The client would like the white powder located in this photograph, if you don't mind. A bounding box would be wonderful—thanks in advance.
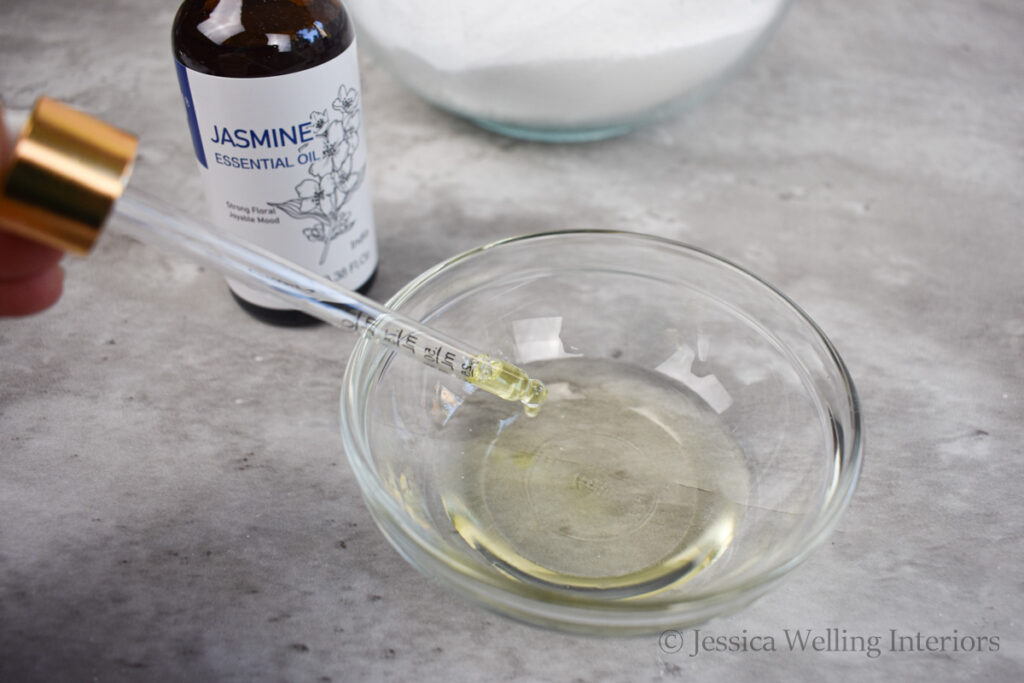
[347,0,787,131]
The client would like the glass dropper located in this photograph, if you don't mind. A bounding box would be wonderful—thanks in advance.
[0,97,546,415]
[114,186,546,415]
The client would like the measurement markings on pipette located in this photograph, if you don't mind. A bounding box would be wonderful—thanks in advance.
[340,308,476,379]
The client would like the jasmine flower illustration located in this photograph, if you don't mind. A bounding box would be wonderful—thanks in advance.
[268,85,366,265]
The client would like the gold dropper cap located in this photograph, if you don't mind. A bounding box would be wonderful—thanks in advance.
[0,97,138,255]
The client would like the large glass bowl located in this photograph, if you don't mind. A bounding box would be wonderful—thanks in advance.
[341,231,861,634]
[346,0,792,141]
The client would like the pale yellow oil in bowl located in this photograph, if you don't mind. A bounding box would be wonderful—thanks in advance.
[441,358,749,599]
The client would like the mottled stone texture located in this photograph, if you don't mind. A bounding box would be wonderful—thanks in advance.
[1,0,1022,681]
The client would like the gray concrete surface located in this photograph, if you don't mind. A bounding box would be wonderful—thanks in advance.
[1,0,1022,680]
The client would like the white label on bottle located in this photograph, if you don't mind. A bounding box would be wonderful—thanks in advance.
[175,42,377,308]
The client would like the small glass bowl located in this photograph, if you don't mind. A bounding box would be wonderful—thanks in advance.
[341,231,861,635]
[346,1,791,141]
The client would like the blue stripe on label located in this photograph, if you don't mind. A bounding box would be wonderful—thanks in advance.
[174,60,207,168]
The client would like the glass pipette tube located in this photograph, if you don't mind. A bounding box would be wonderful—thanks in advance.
[0,96,544,413]
[112,185,547,415]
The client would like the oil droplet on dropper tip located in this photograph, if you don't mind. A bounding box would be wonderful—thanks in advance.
[468,355,547,417]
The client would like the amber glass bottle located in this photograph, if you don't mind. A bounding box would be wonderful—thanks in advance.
[173,0,378,326]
